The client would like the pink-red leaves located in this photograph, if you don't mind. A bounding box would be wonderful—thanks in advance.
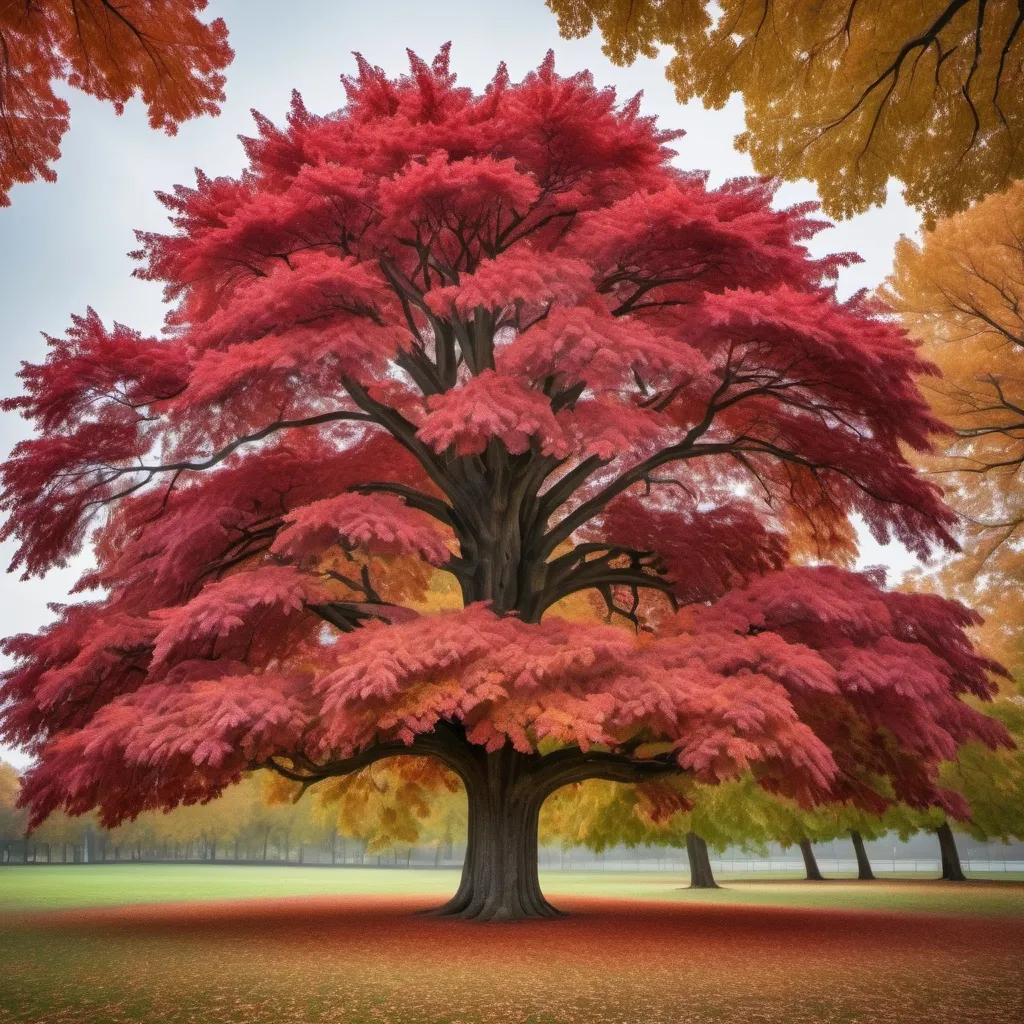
[149,566,326,670]
[418,370,568,457]
[426,247,593,317]
[501,302,705,391]
[272,492,451,565]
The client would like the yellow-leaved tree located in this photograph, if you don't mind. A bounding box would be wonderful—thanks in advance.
[547,0,1024,222]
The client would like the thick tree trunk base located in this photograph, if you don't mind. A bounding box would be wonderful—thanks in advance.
[424,888,566,922]
[686,832,720,889]
[850,829,875,881]
[423,746,569,921]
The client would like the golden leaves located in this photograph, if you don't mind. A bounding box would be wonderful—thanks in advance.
[548,1,1024,223]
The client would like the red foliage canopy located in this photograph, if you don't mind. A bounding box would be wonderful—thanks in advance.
[0,51,1006,869]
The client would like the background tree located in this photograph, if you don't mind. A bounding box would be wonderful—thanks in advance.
[885,181,1024,676]
[30,807,92,861]
[941,696,1024,847]
[0,759,26,861]
[0,0,232,206]
[542,771,944,883]
[0,49,1009,921]
[547,0,1024,222]
[926,692,1024,880]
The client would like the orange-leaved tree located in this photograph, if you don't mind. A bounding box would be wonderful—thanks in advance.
[884,181,1024,675]
[0,0,232,206]
[547,0,1024,223]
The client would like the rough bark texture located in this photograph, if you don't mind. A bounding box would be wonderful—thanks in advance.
[686,832,720,889]
[937,822,967,881]
[847,827,872,876]
[798,837,825,880]
[429,747,560,921]
[850,829,875,880]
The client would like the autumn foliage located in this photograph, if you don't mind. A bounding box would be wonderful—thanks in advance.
[885,181,1024,676]
[548,0,1024,222]
[0,0,232,206]
[0,48,1008,919]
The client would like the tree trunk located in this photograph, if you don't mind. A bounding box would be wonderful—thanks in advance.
[850,830,875,880]
[685,832,719,889]
[798,838,825,880]
[937,823,967,881]
[429,747,561,921]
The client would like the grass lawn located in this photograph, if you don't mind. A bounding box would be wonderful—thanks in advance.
[2,866,1023,1023]
[3,863,1024,916]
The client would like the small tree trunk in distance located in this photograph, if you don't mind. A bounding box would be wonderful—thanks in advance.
[798,838,825,880]
[685,832,720,889]
[850,830,875,880]
[937,823,967,881]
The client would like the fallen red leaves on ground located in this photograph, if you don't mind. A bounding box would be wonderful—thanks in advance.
[4,894,1023,1023]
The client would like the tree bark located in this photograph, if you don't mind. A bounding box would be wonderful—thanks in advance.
[850,829,874,880]
[685,832,719,889]
[429,746,562,921]
[937,823,967,881]
[798,837,825,880]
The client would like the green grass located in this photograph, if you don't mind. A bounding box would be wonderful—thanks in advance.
[0,864,456,913]
[2,863,1023,917]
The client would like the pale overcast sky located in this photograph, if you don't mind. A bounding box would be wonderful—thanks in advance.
[0,0,922,769]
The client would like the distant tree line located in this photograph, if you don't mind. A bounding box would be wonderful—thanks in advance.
[0,761,466,867]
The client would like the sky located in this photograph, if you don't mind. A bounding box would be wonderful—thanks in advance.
[0,0,924,770]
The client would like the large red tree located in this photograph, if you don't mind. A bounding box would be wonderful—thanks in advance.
[0,49,1008,920]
